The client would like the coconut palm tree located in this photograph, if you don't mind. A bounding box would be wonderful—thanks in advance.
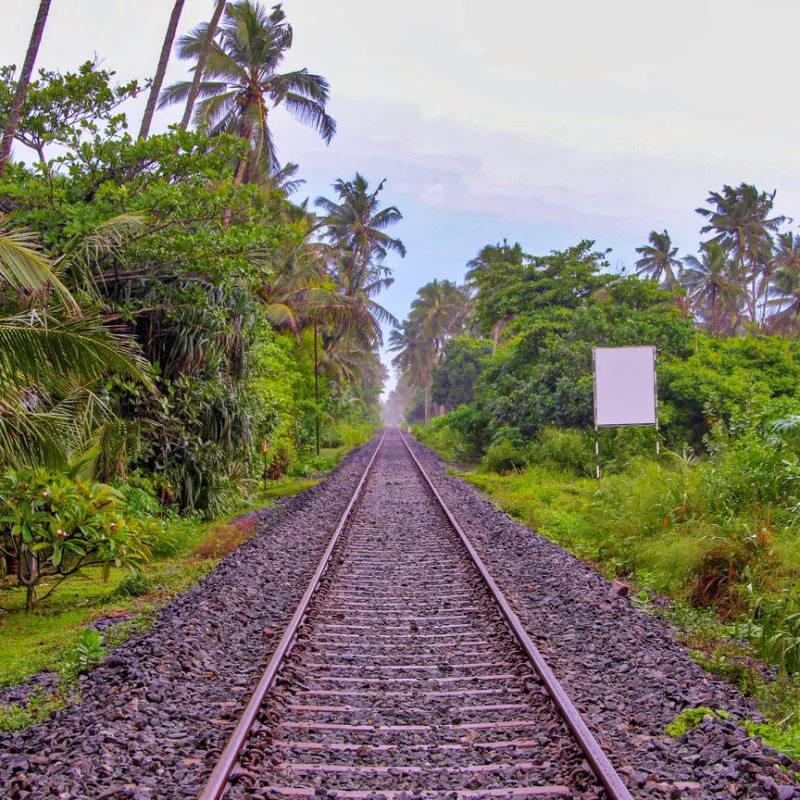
[409,280,465,356]
[389,321,435,423]
[316,173,406,290]
[635,230,682,286]
[180,0,227,130]
[139,0,186,140]
[0,0,52,176]
[160,1,335,181]
[258,221,385,454]
[767,232,800,332]
[681,241,740,336]
[696,184,787,324]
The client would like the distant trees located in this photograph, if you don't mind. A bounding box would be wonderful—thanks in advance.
[681,241,737,336]
[390,280,473,422]
[630,183,800,336]
[635,230,681,286]
[696,184,786,326]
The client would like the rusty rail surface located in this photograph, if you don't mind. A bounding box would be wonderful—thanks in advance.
[197,430,388,800]
[198,427,634,800]
[399,430,634,800]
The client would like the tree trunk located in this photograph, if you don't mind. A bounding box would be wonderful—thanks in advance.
[222,118,253,225]
[424,387,429,424]
[26,583,36,613]
[181,0,226,130]
[139,0,186,140]
[314,324,320,456]
[492,321,500,356]
[0,0,52,177]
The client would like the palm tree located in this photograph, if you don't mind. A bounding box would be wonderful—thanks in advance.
[0,0,52,177]
[161,1,335,181]
[768,232,800,332]
[409,280,465,356]
[316,173,406,289]
[635,230,682,286]
[389,321,435,423]
[466,240,524,353]
[258,223,384,455]
[139,0,186,140]
[180,0,227,130]
[696,184,787,324]
[681,241,740,336]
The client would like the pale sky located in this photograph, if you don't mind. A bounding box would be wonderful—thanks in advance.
[3,1,800,385]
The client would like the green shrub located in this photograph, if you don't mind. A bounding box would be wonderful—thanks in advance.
[527,427,594,476]
[447,406,492,461]
[0,469,159,611]
[119,483,162,518]
[412,416,461,462]
[114,570,153,598]
[483,440,527,474]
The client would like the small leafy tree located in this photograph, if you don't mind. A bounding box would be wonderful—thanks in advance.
[0,470,158,611]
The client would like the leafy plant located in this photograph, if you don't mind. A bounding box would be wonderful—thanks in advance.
[72,628,106,672]
[666,706,731,737]
[0,469,158,610]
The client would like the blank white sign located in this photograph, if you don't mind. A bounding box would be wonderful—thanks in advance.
[593,346,657,427]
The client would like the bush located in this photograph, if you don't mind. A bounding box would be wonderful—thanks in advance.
[447,406,492,461]
[114,570,153,597]
[527,427,594,476]
[0,470,159,611]
[483,440,527,474]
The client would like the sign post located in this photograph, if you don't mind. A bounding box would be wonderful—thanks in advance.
[592,346,658,478]
[262,436,269,490]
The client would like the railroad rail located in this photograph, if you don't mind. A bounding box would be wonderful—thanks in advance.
[198,428,634,800]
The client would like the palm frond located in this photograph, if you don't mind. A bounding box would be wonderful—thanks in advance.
[0,314,153,395]
[280,94,336,143]
[0,222,78,312]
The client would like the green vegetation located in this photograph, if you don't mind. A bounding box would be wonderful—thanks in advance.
[666,707,731,738]
[0,1,393,633]
[0,464,332,732]
[395,183,800,761]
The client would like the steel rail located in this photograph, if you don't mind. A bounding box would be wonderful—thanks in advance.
[399,431,635,800]
[197,429,388,800]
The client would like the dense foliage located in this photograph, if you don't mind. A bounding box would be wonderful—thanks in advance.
[0,2,399,606]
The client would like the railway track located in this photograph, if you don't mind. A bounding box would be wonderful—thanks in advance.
[199,428,633,800]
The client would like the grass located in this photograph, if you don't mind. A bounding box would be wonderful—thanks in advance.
[0,556,217,689]
[463,467,598,560]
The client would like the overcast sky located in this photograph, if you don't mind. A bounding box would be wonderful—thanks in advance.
[4,1,800,384]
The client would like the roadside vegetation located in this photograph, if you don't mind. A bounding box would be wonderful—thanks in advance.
[0,0,390,717]
[393,187,800,761]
